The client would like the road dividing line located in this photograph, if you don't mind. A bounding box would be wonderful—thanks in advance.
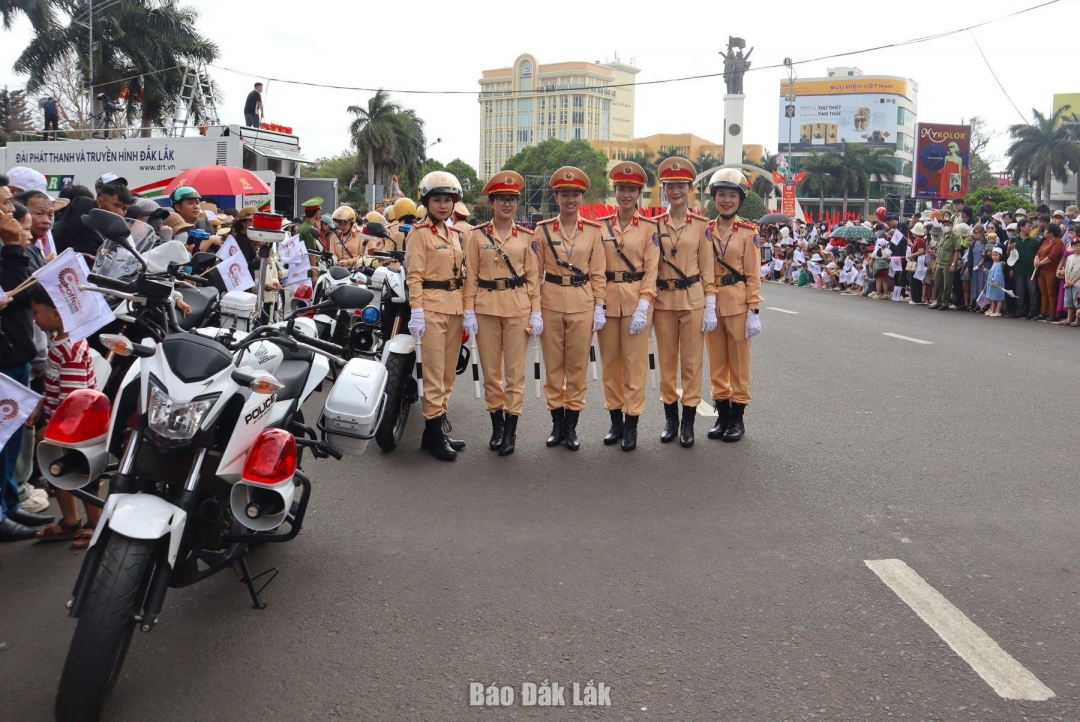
[676,388,716,417]
[882,332,933,345]
[765,307,798,314]
[865,559,1055,701]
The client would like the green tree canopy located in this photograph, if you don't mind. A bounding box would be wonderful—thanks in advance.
[502,138,611,203]
[960,186,1035,214]
[445,158,481,207]
[0,86,34,136]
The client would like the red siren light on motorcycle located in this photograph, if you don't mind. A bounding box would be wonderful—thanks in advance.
[242,428,297,485]
[44,389,111,445]
[293,283,313,300]
[251,212,284,231]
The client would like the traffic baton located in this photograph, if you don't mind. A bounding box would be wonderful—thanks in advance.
[414,338,424,398]
[470,337,481,399]
[589,333,598,380]
[647,331,658,389]
[533,337,542,399]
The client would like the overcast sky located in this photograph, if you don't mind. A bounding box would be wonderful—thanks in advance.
[0,0,1074,171]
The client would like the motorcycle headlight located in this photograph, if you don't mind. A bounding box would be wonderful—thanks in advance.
[360,305,380,325]
[147,378,218,441]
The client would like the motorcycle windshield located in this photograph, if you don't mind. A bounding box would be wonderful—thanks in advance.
[91,219,157,280]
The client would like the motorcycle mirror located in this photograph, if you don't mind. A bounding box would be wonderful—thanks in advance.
[85,209,148,268]
[327,284,374,310]
[190,251,219,268]
[366,222,388,239]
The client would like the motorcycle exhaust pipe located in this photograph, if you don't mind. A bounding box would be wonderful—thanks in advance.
[230,479,295,532]
[37,440,108,491]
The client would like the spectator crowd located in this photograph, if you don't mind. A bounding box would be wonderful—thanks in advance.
[758,196,1080,323]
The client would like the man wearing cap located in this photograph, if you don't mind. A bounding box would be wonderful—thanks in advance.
[462,171,541,456]
[652,157,716,448]
[930,221,964,310]
[5,166,47,195]
[171,185,214,250]
[296,197,324,281]
[704,168,762,443]
[1065,205,1079,232]
[533,166,607,451]
[95,172,128,192]
[594,161,658,451]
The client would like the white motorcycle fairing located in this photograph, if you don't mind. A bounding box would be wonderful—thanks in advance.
[88,493,188,567]
[381,333,416,364]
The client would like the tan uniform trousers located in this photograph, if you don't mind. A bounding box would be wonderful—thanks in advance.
[598,313,652,416]
[653,307,705,408]
[420,310,464,420]
[540,308,592,412]
[476,313,530,416]
[706,313,752,405]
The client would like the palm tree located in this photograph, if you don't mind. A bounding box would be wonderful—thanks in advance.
[860,147,897,219]
[348,89,403,200]
[1006,106,1080,205]
[798,152,842,220]
[0,0,55,30]
[622,150,657,185]
[388,108,427,190]
[15,0,218,136]
[835,142,864,218]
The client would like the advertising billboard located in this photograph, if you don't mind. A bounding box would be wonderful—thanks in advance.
[912,123,970,200]
[778,78,912,152]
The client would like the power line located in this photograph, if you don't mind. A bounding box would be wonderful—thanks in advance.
[966,30,1028,124]
[210,0,1058,97]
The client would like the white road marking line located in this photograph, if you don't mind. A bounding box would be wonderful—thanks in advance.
[882,332,933,345]
[675,388,716,417]
[765,307,798,314]
[865,559,1055,701]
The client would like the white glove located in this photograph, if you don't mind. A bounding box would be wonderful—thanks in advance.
[629,299,650,335]
[592,304,607,332]
[702,295,718,333]
[745,310,762,339]
[463,310,478,339]
[408,308,426,339]
[529,311,544,338]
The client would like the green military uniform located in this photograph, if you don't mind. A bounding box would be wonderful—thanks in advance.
[298,197,324,253]
[932,231,961,307]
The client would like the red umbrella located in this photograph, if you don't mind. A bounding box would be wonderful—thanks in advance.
[164,165,271,197]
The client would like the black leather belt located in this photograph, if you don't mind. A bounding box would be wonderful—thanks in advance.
[422,278,462,291]
[478,277,525,290]
[605,270,644,283]
[657,274,701,291]
[718,273,746,287]
[544,271,587,287]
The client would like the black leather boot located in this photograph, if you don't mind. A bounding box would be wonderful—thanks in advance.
[564,410,581,450]
[659,402,679,443]
[722,402,745,442]
[421,416,457,461]
[546,408,565,447]
[621,414,639,451]
[488,410,505,451]
[707,399,731,440]
[499,414,518,456]
[603,409,623,445]
[442,415,465,451]
[679,404,696,448]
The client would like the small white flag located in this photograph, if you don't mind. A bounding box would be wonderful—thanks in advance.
[0,373,41,448]
[215,237,255,293]
[285,254,312,288]
[33,248,113,343]
[278,235,306,264]
[1007,248,1019,267]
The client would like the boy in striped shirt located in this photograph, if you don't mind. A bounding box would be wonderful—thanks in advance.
[26,284,100,546]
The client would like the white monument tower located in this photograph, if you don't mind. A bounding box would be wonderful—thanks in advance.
[721,37,753,168]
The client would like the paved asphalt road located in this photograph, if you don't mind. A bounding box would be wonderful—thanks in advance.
[3,283,1079,721]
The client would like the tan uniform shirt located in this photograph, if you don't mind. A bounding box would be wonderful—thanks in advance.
[464,222,541,317]
[707,216,764,317]
[405,221,465,315]
[384,221,405,252]
[597,213,660,317]
[329,228,365,262]
[534,216,607,314]
[653,211,717,311]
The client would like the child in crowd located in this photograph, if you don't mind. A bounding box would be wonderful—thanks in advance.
[985,247,1006,318]
[1063,235,1080,326]
[871,239,892,299]
[26,284,100,548]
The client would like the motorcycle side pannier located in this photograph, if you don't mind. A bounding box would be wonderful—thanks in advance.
[319,358,388,455]
[219,291,259,331]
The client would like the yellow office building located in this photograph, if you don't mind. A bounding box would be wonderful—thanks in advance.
[477,53,639,180]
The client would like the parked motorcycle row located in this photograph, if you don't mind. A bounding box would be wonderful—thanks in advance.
[45,210,454,722]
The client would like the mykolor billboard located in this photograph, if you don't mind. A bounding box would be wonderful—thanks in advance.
[913,123,970,200]
[778,78,911,151]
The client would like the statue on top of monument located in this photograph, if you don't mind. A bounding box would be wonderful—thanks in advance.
[723,36,754,95]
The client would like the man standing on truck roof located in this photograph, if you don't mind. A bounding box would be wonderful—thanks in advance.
[244,83,264,128]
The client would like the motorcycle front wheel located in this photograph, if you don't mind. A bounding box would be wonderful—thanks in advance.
[55,533,157,722]
[375,351,415,451]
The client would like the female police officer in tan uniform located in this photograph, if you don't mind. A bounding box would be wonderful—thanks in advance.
[595,161,659,452]
[406,171,468,461]
[652,157,717,448]
[462,171,541,457]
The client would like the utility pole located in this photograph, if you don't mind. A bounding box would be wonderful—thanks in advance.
[88,0,93,133]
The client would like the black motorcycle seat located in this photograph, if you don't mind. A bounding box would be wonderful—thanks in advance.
[176,285,218,330]
[274,360,310,400]
[328,266,351,281]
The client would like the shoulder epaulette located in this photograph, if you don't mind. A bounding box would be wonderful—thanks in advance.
[735,219,759,231]
[413,222,429,229]
[535,217,557,226]
[688,211,708,221]
[596,213,616,222]
[515,224,534,235]
[580,217,602,227]
[638,215,658,225]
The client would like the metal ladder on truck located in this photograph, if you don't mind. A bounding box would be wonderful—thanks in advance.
[171,61,219,137]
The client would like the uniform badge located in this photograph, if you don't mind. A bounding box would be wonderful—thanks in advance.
[531,241,539,255]
[705,228,714,242]
[672,161,681,171]
[652,233,660,246]
[564,171,574,181]
[753,234,762,248]
[623,165,633,175]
